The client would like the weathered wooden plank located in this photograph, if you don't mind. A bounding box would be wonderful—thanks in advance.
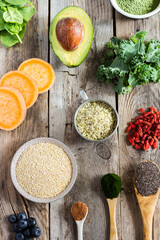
[115,12,160,240]
[49,0,120,239]
[0,1,49,239]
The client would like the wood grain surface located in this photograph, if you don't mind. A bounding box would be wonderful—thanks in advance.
[0,0,160,239]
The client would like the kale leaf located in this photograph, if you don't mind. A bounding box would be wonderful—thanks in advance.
[96,31,160,94]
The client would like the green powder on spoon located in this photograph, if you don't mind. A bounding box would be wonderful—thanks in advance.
[116,0,159,15]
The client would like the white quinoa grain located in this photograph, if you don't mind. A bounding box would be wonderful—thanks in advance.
[16,143,72,198]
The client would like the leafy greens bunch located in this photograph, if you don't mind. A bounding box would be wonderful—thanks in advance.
[96,31,160,95]
[0,0,35,47]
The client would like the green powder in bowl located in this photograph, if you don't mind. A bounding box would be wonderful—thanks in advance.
[116,0,159,15]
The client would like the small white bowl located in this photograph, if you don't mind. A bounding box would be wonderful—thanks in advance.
[110,0,160,19]
[10,138,77,203]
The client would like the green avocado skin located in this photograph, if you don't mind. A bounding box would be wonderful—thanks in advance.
[49,6,93,68]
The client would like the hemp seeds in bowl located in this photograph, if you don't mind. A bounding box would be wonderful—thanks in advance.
[74,100,118,142]
[11,138,77,203]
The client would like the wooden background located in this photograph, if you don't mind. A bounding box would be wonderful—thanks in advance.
[0,0,160,239]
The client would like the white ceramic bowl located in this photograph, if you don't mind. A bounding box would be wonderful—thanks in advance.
[11,138,77,203]
[110,0,160,19]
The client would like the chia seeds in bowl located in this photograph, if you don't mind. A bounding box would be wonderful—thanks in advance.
[135,161,160,196]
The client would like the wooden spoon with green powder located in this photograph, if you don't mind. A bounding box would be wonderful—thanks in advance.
[101,173,122,240]
[134,161,160,240]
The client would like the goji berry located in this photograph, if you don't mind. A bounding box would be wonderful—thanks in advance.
[152,141,157,149]
[149,107,157,112]
[144,111,152,117]
[126,126,132,133]
[134,116,143,120]
[139,108,145,114]
[129,122,136,129]
[132,132,138,138]
[134,144,141,150]
[128,137,135,146]
[154,136,158,142]
[143,140,149,151]
[137,125,143,137]
[157,124,160,129]
[149,139,154,146]
[142,134,148,141]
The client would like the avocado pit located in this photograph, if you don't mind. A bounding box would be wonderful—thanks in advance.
[56,17,84,51]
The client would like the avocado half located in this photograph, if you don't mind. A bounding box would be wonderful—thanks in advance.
[49,6,93,67]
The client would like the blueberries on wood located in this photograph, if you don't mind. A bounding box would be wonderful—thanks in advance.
[8,214,17,223]
[9,212,41,239]
[13,223,22,233]
[18,219,28,230]
[27,217,36,228]
[23,228,31,238]
[31,227,41,237]
[15,232,24,240]
[17,212,27,221]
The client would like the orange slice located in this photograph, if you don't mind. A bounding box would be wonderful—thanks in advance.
[0,86,26,131]
[0,71,38,109]
[18,58,55,94]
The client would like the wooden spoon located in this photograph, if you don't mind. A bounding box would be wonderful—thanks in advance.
[134,162,160,240]
[106,198,118,240]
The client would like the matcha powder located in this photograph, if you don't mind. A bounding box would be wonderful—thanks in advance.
[116,0,159,15]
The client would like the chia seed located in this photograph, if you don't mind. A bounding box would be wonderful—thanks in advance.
[135,161,160,197]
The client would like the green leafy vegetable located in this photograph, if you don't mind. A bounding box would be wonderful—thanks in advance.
[0,9,5,30]
[3,7,23,24]
[96,31,160,94]
[0,0,34,47]
[101,173,122,199]
[4,0,27,5]
[1,26,25,47]
[19,6,35,22]
[0,0,9,7]
[5,22,22,34]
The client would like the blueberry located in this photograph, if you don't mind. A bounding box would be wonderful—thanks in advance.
[27,217,36,228]
[31,227,41,237]
[15,232,24,240]
[8,214,17,223]
[23,228,31,238]
[13,223,22,233]
[18,219,28,230]
[17,212,27,221]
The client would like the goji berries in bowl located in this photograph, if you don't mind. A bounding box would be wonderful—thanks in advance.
[126,107,159,151]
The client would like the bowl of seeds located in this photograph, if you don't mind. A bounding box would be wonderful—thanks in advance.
[110,0,160,19]
[11,138,77,203]
[74,90,119,142]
